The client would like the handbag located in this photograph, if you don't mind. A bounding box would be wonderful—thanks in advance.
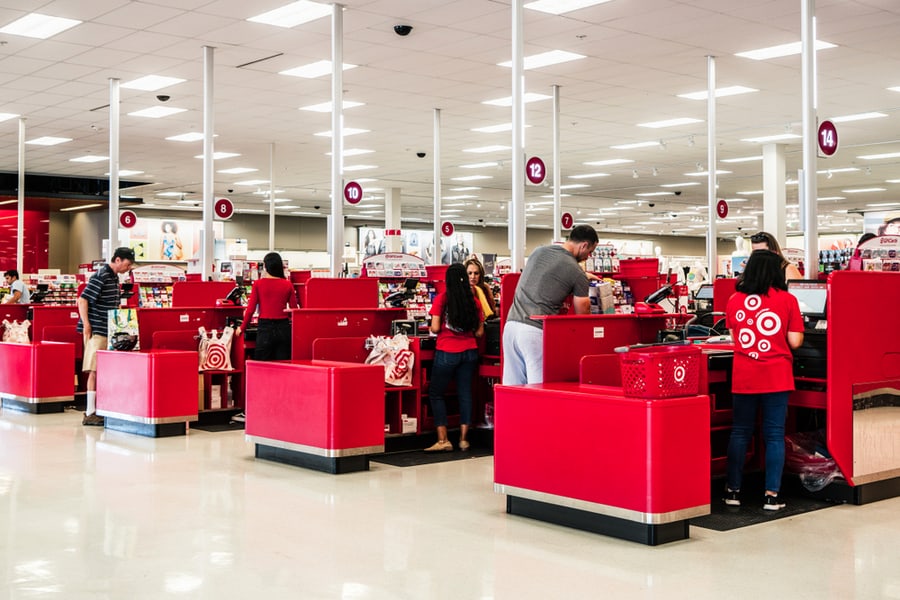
[1,319,30,344]
[198,326,235,371]
[364,333,415,386]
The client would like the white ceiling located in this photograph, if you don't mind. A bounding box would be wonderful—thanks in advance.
[2,0,900,238]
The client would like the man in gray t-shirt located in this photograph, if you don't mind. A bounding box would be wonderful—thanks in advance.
[503,225,598,385]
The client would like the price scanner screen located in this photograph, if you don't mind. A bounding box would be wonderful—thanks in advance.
[787,280,827,317]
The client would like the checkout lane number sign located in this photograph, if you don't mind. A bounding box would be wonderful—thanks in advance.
[119,210,137,229]
[526,156,546,185]
[214,197,234,220]
[818,119,838,157]
[344,181,362,204]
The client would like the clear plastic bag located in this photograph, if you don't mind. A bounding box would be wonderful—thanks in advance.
[784,430,843,492]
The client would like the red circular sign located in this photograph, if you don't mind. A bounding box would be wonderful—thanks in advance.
[818,120,838,157]
[561,212,574,230]
[525,156,546,185]
[119,210,137,229]
[214,197,234,220]
[344,181,362,204]
[716,199,728,219]
[441,221,454,237]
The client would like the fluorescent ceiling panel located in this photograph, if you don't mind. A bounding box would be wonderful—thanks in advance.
[829,112,888,123]
[721,155,763,163]
[0,113,19,122]
[463,145,510,153]
[166,132,206,142]
[70,155,108,163]
[344,165,377,171]
[482,93,552,107]
[121,75,185,91]
[735,40,837,60]
[741,133,802,143]
[235,179,270,186]
[498,50,585,70]
[524,0,612,15]
[314,128,369,137]
[128,106,187,118]
[472,123,531,133]
[583,158,633,166]
[610,141,660,150]
[460,162,498,169]
[569,172,610,179]
[638,117,703,128]
[193,152,240,159]
[26,136,71,146]
[217,167,258,174]
[325,148,374,157]
[684,170,732,176]
[60,203,102,212]
[857,151,900,160]
[279,60,357,78]
[105,170,143,176]
[677,86,758,100]
[247,1,332,27]
[299,100,364,112]
[0,13,80,39]
[451,175,493,181]
[842,187,886,193]
[660,181,700,188]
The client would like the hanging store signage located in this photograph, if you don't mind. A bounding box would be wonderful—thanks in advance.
[818,119,838,157]
[525,156,546,185]
[441,221,454,237]
[119,210,137,229]
[214,197,234,220]
[716,199,729,219]
[561,212,574,230]
[344,181,363,204]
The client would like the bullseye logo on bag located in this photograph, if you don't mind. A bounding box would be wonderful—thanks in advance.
[204,343,229,370]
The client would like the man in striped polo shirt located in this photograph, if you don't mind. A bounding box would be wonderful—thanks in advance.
[76,247,135,426]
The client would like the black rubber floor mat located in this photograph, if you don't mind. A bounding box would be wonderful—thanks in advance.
[370,447,492,467]
[190,421,245,433]
[691,473,837,532]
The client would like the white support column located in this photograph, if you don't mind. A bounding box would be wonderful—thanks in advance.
[201,46,215,279]
[16,118,25,274]
[762,143,787,242]
[706,56,717,278]
[385,187,402,252]
[268,143,275,251]
[329,3,345,277]
[801,0,819,273]
[433,108,441,265]
[108,78,120,251]
[510,0,525,271]
[552,84,561,242]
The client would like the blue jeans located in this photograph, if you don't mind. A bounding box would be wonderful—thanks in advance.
[726,391,790,493]
[428,348,479,427]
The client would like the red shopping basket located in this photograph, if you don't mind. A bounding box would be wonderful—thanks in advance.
[619,344,701,398]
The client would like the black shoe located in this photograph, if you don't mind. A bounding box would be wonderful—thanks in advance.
[763,494,786,511]
[723,489,740,506]
[82,413,104,427]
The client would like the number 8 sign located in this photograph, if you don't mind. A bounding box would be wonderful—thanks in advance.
[214,197,234,220]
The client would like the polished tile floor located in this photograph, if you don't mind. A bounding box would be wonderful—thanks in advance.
[1,408,898,600]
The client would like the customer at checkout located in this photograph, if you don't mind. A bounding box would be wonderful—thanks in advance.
[502,224,598,385]
[465,257,496,318]
[750,231,802,280]
[3,270,30,304]
[425,263,484,452]
[724,249,804,511]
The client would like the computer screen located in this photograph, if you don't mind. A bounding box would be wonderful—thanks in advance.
[787,280,827,317]
[694,284,714,300]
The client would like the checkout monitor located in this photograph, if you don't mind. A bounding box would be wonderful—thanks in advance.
[694,284,714,300]
[787,280,827,319]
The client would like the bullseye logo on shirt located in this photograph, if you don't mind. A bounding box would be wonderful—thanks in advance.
[734,294,782,359]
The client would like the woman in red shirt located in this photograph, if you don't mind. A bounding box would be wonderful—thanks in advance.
[724,250,804,511]
[240,252,299,361]
[425,263,484,452]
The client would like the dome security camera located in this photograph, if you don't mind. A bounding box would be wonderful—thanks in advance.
[156,94,170,102]
[416,151,426,158]
[674,190,682,196]
[648,203,655,208]
[227,188,234,193]
[394,24,413,36]
[314,205,321,210]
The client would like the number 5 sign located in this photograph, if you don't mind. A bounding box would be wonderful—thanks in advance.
[526,156,546,185]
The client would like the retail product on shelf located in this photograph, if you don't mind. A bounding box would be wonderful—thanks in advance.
[132,264,187,308]
[853,235,900,272]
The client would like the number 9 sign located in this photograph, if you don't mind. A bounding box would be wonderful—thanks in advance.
[119,210,137,229]
[214,197,234,220]
[526,156,546,185]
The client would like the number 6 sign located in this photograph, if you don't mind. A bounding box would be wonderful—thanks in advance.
[214,197,234,220]
[119,210,137,229]
[526,156,546,185]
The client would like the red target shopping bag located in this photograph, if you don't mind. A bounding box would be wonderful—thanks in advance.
[364,334,415,386]
[198,326,235,371]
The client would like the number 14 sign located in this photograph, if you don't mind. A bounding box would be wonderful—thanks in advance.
[818,119,838,157]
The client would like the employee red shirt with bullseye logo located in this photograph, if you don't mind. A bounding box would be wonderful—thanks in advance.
[725,289,804,394]
[429,292,483,353]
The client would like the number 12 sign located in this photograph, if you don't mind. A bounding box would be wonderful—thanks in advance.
[818,119,838,157]
[526,156,546,185]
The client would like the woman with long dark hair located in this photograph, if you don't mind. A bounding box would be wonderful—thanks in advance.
[724,250,804,510]
[240,252,298,361]
[425,263,484,452]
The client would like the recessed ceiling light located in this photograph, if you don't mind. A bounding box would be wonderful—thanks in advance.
[300,100,364,112]
[482,93,552,107]
[451,187,482,191]
[636,192,675,197]
[471,123,532,133]
[60,203,103,212]
[737,190,764,195]
[121,75,186,91]
[194,152,240,160]
[610,141,660,150]
[539,194,572,198]
[498,50,586,70]
[451,175,493,182]
[325,148,374,157]
[442,195,478,201]
[217,167,258,174]
[262,198,293,203]
[0,113,19,122]
[684,169,732,176]
[858,151,900,160]
[128,106,187,119]
[26,136,71,146]
[735,40,837,60]
[889,86,900,93]
[344,165,377,171]
[156,192,185,197]
[677,86,758,100]
[460,162,498,169]
[741,133,802,143]
[866,202,900,207]
[569,172,610,179]
[314,128,369,137]
[559,184,589,190]
[829,112,888,123]
[660,182,701,188]
[105,170,144,176]
[239,209,267,214]
[0,13,81,39]
[583,158,633,166]
[721,155,763,163]
[524,0,612,15]
[235,179,270,186]
[638,117,703,128]
[166,132,207,142]
[463,145,510,154]
[70,155,109,163]
[815,167,859,174]
[843,187,887,193]
[818,197,846,201]
[247,0,332,27]
[279,60,357,78]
